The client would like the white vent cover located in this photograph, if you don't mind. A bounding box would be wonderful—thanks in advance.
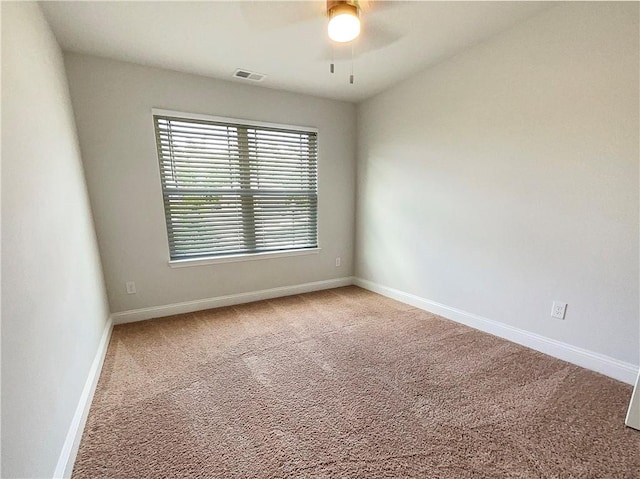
[233,69,266,82]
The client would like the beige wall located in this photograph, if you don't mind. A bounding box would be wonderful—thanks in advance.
[355,2,639,365]
[1,3,110,477]
[64,54,356,313]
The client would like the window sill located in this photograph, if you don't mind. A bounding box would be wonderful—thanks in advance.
[168,247,321,268]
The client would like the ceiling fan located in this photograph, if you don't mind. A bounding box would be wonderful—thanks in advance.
[239,0,402,56]
[326,1,404,83]
[240,1,403,85]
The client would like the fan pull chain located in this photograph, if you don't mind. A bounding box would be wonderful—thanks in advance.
[350,44,354,84]
[330,44,335,74]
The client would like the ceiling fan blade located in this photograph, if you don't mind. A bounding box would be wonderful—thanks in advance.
[356,0,399,14]
[317,25,402,63]
[357,22,403,54]
[318,21,403,58]
[239,1,323,32]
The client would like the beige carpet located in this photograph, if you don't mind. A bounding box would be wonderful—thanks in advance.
[73,286,639,478]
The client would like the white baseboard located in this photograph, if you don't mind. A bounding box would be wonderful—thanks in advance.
[53,316,114,479]
[111,277,355,325]
[626,373,640,429]
[354,277,639,385]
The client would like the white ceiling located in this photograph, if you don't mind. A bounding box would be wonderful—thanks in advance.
[40,1,550,103]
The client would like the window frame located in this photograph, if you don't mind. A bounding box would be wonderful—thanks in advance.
[152,108,321,267]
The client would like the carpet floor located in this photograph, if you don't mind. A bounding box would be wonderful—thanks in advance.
[72,286,639,478]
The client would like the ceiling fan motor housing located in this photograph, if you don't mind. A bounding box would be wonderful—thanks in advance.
[327,1,359,19]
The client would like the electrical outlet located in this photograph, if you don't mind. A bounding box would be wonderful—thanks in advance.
[551,301,567,320]
[335,257,341,267]
[126,281,137,295]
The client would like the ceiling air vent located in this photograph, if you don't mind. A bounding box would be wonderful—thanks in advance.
[233,69,266,82]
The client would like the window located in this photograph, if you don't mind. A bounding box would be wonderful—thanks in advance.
[153,110,318,262]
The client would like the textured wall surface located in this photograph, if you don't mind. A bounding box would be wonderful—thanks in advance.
[356,2,639,364]
[1,3,110,477]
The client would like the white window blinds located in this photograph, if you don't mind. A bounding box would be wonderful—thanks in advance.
[153,113,318,260]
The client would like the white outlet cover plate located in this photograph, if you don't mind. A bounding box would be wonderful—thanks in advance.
[126,281,136,294]
[551,301,567,319]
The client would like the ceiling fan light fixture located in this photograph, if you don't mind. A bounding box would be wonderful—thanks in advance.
[327,3,360,43]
